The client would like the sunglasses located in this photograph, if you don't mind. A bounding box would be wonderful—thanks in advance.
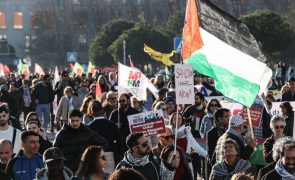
[29,118,39,121]
[275,125,285,129]
[119,100,126,103]
[137,140,149,148]
[210,104,219,107]
[99,155,106,161]
[161,135,175,140]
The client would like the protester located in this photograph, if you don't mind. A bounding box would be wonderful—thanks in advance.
[160,144,193,180]
[26,121,52,155]
[109,93,139,143]
[279,101,294,137]
[153,101,169,125]
[5,131,44,180]
[88,100,124,174]
[109,168,146,180]
[116,132,160,180]
[0,85,18,118]
[0,140,13,171]
[8,82,24,120]
[152,88,169,109]
[231,172,254,180]
[36,147,73,180]
[32,74,54,131]
[54,71,75,104]
[209,139,254,180]
[130,96,147,113]
[18,79,33,119]
[257,136,293,180]
[154,75,165,90]
[263,141,295,179]
[0,103,22,130]
[0,106,21,153]
[263,115,286,163]
[76,80,90,101]
[103,91,118,118]
[80,95,94,114]
[164,96,176,116]
[98,75,110,93]
[200,99,222,139]
[282,77,295,101]
[215,114,256,163]
[55,86,82,127]
[183,92,206,138]
[73,146,108,180]
[152,126,174,157]
[53,109,108,172]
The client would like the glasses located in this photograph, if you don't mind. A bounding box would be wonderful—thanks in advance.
[108,97,116,100]
[210,104,219,107]
[161,135,175,140]
[275,125,285,129]
[99,155,106,161]
[137,140,149,148]
[161,108,167,111]
[119,100,126,103]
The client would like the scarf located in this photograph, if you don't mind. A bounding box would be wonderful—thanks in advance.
[160,162,175,180]
[275,160,295,180]
[124,151,149,167]
[211,159,252,177]
[67,96,74,111]
[175,125,186,139]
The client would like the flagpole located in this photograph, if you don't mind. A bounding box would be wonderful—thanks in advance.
[247,108,254,139]
[174,104,179,154]
[123,40,126,65]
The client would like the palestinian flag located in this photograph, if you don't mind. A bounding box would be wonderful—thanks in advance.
[182,0,272,107]
[73,62,84,76]
[18,59,30,77]
[87,61,95,75]
[34,63,45,75]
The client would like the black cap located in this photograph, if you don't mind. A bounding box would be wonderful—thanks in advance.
[43,147,65,162]
[288,77,295,82]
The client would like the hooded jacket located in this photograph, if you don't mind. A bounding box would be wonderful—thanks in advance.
[36,166,73,180]
[5,150,44,180]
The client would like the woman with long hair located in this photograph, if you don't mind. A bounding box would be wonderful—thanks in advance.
[280,101,294,136]
[160,144,193,180]
[74,146,108,180]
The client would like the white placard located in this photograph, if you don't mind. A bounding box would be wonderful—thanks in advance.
[175,64,194,104]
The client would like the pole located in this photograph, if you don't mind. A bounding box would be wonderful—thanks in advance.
[247,108,254,139]
[174,104,179,154]
[123,40,126,65]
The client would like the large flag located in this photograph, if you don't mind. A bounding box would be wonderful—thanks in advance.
[0,64,5,76]
[73,62,84,76]
[87,61,95,75]
[144,44,175,66]
[182,0,272,107]
[96,80,103,101]
[34,63,45,75]
[118,63,149,101]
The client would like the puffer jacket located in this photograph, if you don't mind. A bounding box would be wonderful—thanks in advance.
[5,150,44,180]
[53,123,108,172]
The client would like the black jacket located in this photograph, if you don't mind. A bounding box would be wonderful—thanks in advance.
[207,124,227,164]
[109,106,139,142]
[282,91,295,101]
[38,134,52,155]
[262,168,282,180]
[257,161,276,180]
[88,117,125,164]
[32,83,54,104]
[263,135,275,163]
[0,92,18,117]
[53,123,108,172]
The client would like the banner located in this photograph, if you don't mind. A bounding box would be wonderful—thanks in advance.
[175,64,194,104]
[128,110,166,136]
[269,101,295,116]
[118,63,148,101]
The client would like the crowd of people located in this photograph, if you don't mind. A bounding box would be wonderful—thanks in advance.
[0,67,294,180]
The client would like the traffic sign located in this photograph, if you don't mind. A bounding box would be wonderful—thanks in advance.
[174,37,182,54]
[67,52,77,62]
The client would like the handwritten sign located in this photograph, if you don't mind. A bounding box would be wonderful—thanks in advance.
[128,110,166,136]
[175,64,194,104]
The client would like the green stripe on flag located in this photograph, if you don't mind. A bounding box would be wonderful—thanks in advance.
[185,52,259,107]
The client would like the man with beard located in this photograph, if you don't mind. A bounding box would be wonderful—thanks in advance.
[36,147,73,180]
[116,132,160,180]
[152,127,174,157]
[104,91,118,118]
[5,131,44,180]
[263,141,295,179]
[109,93,139,144]
[0,106,22,153]
[0,140,13,171]
[32,74,54,131]
[183,92,206,138]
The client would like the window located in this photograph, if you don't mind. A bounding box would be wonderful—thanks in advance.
[0,12,6,29]
[30,12,39,28]
[14,12,23,29]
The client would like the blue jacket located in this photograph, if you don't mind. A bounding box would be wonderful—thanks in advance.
[6,150,44,180]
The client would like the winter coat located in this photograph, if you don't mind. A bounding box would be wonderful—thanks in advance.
[55,95,82,121]
[36,167,73,180]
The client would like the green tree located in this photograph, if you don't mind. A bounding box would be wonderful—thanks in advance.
[88,20,134,66]
[108,22,171,69]
[240,10,294,62]
[158,11,185,41]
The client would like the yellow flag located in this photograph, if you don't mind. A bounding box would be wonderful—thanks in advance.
[144,44,175,66]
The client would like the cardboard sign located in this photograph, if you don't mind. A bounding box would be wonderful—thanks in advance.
[128,110,166,136]
[175,64,194,104]
[269,101,295,116]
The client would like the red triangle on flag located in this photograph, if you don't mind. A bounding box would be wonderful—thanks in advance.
[96,80,103,101]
